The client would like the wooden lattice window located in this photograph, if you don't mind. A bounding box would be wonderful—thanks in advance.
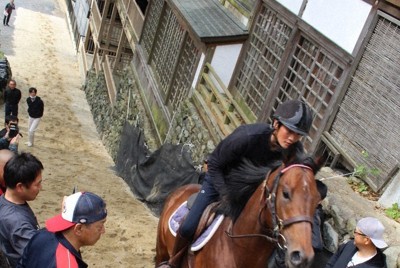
[139,1,200,113]
[234,4,292,116]
[168,37,199,110]
[272,36,344,150]
[151,5,185,95]
[140,0,164,58]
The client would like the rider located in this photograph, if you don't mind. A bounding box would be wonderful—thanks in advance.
[158,99,313,268]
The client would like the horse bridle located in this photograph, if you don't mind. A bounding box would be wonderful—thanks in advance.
[263,164,314,248]
[225,164,314,249]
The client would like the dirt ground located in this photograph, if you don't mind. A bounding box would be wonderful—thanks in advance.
[0,0,158,267]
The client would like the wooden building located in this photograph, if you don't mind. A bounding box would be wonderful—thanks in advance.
[67,0,400,192]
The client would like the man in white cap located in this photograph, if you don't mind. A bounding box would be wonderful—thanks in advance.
[17,191,107,268]
[325,217,387,268]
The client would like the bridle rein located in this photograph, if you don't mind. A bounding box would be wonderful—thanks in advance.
[225,164,314,249]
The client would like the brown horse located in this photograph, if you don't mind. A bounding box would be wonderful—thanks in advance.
[156,157,321,268]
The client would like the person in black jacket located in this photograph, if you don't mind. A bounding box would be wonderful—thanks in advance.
[325,217,387,268]
[3,79,21,118]
[158,100,314,268]
[3,0,15,26]
[0,115,19,152]
[26,87,44,147]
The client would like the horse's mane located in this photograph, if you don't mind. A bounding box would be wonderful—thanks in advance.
[217,150,322,221]
[284,148,323,174]
[281,143,324,172]
[216,159,280,221]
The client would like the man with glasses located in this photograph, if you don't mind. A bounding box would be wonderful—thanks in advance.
[3,80,21,118]
[325,217,387,267]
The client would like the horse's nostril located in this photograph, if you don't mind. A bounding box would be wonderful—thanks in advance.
[290,251,303,265]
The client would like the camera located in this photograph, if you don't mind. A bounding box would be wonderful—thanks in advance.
[8,123,19,138]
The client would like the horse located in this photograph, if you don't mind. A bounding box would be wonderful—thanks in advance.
[155,156,322,268]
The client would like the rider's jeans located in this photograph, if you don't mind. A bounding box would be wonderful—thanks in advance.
[179,174,219,239]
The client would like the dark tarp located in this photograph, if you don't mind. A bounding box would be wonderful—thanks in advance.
[116,122,200,215]
[0,58,12,92]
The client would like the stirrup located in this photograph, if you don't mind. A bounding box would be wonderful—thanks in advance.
[157,261,174,268]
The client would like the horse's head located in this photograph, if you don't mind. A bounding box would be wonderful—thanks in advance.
[269,159,321,268]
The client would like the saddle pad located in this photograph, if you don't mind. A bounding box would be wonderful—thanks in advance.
[191,214,224,252]
[168,202,225,251]
[168,202,189,237]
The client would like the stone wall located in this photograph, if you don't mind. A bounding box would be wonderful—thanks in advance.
[162,100,216,164]
[83,68,156,159]
[83,67,216,166]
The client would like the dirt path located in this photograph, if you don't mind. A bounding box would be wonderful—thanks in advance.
[0,0,158,267]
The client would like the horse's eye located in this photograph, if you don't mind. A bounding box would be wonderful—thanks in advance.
[283,191,290,200]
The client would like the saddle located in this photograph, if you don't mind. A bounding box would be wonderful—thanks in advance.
[168,193,224,251]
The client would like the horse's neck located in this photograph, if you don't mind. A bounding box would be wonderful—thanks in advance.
[216,169,280,266]
[231,168,278,240]
[225,174,276,265]
[236,167,279,221]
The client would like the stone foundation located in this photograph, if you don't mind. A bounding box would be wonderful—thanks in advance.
[83,67,215,166]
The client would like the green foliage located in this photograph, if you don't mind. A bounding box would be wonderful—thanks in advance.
[355,182,368,193]
[354,165,368,179]
[353,150,380,179]
[347,179,369,194]
[385,203,400,221]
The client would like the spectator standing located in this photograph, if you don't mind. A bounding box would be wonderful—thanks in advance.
[0,152,43,267]
[325,217,387,268]
[0,149,15,195]
[17,191,107,268]
[26,87,44,147]
[3,0,15,26]
[4,80,21,117]
[0,115,20,152]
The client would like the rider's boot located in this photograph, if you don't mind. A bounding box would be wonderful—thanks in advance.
[157,233,191,268]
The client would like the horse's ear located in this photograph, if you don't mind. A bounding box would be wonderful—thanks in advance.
[282,144,303,165]
[313,153,328,173]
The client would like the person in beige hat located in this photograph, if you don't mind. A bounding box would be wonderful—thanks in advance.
[326,217,387,267]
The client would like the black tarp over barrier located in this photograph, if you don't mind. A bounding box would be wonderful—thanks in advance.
[0,58,12,93]
[116,122,200,215]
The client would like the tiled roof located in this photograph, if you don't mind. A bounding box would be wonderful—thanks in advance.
[168,0,249,43]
